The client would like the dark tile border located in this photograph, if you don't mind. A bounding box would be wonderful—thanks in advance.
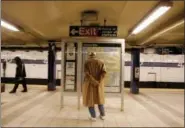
[1,77,184,89]
[1,59,184,67]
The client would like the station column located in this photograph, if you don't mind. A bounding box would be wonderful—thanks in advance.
[48,41,56,91]
[130,48,140,94]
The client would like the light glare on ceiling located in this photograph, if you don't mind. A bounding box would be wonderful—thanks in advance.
[132,5,171,35]
[155,20,184,36]
[141,19,184,45]
[1,20,19,31]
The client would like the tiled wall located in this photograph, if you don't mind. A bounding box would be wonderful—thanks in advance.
[1,50,184,82]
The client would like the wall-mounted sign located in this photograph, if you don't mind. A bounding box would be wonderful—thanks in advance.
[66,62,75,75]
[135,67,140,79]
[83,43,121,47]
[69,26,117,37]
[66,43,76,60]
[65,75,75,90]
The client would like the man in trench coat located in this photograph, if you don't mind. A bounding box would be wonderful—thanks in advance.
[82,52,107,121]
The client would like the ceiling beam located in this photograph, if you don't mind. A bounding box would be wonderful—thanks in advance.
[150,39,184,45]
[1,41,48,48]
[137,17,184,46]
[2,32,26,45]
[1,40,26,46]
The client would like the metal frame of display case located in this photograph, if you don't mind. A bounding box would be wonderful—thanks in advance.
[60,37,125,111]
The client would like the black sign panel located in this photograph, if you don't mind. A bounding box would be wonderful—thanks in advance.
[83,43,121,47]
[156,47,183,55]
[69,26,117,37]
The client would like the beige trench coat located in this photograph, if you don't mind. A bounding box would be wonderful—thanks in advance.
[82,56,106,107]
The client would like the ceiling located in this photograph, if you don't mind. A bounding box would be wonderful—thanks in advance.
[1,0,184,48]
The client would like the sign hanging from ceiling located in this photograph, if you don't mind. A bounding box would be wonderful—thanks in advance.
[69,26,117,37]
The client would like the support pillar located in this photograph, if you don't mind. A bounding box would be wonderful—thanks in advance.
[130,48,140,94]
[48,41,56,91]
[1,60,6,92]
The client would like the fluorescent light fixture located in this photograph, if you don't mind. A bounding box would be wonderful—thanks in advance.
[131,4,171,35]
[1,20,19,31]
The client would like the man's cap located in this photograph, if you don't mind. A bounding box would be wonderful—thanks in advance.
[88,52,96,57]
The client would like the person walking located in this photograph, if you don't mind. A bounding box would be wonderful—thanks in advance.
[82,52,107,121]
[9,56,27,93]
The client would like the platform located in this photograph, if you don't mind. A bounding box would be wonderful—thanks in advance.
[1,84,184,127]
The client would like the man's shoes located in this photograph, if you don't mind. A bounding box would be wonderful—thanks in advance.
[89,117,96,121]
[9,91,16,93]
[21,90,27,92]
[99,115,105,120]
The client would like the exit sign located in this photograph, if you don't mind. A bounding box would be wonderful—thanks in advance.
[69,26,117,37]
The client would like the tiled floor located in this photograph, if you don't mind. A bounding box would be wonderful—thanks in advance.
[1,84,184,127]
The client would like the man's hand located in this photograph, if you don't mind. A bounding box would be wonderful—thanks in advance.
[85,72,100,87]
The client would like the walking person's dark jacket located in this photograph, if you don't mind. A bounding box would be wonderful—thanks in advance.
[9,57,27,93]
[15,61,26,79]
